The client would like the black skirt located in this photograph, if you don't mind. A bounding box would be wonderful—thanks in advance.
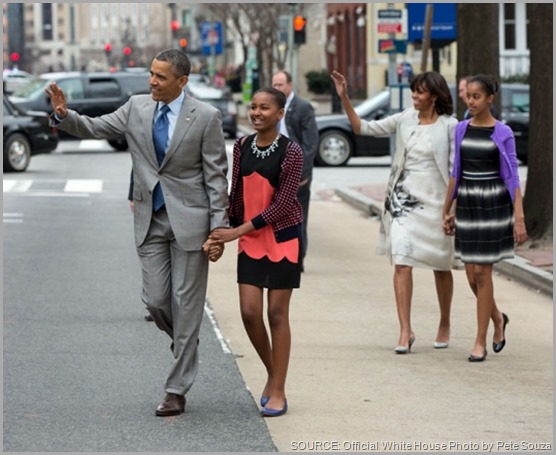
[455,174,514,264]
[238,250,301,289]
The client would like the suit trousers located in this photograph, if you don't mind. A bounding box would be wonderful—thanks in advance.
[297,177,311,267]
[137,208,209,396]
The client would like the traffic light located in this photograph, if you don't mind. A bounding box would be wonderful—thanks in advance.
[293,15,306,45]
[171,20,179,32]
[123,46,132,56]
[104,43,112,56]
[10,52,20,62]
[179,38,188,49]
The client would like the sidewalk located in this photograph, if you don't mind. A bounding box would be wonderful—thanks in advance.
[336,184,553,297]
[206,198,553,451]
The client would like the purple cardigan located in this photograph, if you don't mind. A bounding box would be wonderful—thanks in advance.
[450,119,521,202]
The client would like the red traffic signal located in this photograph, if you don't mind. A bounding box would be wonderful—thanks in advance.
[179,38,188,48]
[293,16,306,45]
[10,52,20,62]
[293,15,306,32]
[123,47,131,56]
[104,43,112,53]
[171,20,179,31]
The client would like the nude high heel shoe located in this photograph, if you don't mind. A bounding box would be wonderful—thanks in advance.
[395,334,415,354]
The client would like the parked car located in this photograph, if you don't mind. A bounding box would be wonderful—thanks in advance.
[3,68,38,94]
[315,90,391,166]
[3,96,59,172]
[314,83,530,166]
[185,82,238,138]
[8,71,151,150]
[500,83,529,164]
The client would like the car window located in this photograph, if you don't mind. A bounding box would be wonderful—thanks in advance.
[510,92,529,113]
[88,79,122,98]
[122,75,150,95]
[58,78,85,100]
[4,100,11,116]
[10,79,48,98]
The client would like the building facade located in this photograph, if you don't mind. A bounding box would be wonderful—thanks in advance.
[4,3,530,96]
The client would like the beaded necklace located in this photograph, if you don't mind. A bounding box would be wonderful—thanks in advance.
[251,134,281,159]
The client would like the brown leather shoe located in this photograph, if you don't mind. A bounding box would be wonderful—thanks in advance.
[155,393,185,416]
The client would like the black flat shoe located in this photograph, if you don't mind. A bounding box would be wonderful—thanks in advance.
[468,349,487,362]
[493,313,509,353]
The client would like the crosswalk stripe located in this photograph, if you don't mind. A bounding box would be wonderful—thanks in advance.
[3,180,33,192]
[64,179,103,193]
[3,179,104,194]
[3,212,24,224]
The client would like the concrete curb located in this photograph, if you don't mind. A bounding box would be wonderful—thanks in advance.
[335,187,553,297]
[494,254,553,296]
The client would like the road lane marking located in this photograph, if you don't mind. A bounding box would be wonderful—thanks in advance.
[3,180,33,192]
[64,179,103,193]
[204,301,231,354]
[79,139,110,150]
[3,212,24,223]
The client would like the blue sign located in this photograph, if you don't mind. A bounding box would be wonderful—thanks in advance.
[407,3,457,43]
[201,21,223,55]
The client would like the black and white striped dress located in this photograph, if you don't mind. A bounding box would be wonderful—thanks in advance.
[455,126,514,264]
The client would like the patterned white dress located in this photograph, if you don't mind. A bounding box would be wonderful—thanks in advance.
[385,124,454,270]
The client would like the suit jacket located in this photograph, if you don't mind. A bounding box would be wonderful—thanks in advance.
[52,93,229,250]
[284,95,319,181]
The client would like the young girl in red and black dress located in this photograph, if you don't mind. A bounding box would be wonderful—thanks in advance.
[207,87,303,417]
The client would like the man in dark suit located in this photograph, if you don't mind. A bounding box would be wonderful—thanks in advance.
[46,49,229,417]
[272,70,319,272]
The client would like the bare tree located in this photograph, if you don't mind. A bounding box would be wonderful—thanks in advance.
[523,4,553,242]
[199,4,293,87]
[456,4,500,118]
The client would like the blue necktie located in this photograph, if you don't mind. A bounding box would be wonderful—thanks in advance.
[152,104,170,211]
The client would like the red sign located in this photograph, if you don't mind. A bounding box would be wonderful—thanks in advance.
[378,23,402,34]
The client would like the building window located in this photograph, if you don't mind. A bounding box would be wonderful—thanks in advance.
[42,3,53,41]
[504,3,516,50]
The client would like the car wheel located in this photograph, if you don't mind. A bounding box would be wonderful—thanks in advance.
[108,138,129,151]
[4,133,32,172]
[315,130,352,166]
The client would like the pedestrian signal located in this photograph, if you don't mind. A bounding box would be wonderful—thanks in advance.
[293,16,306,45]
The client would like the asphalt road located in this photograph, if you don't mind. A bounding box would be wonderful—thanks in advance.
[3,145,276,452]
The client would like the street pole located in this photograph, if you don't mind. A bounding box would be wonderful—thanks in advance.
[170,3,178,49]
[420,4,433,72]
[288,3,297,90]
[387,3,397,158]
[387,3,397,86]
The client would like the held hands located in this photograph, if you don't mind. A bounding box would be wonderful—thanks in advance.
[44,82,68,118]
[202,238,225,263]
[202,227,240,263]
[330,71,348,98]
[442,213,455,236]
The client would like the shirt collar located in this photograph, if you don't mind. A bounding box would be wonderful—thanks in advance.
[285,91,295,108]
[159,90,185,116]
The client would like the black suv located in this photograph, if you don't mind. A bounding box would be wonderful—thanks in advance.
[9,71,151,150]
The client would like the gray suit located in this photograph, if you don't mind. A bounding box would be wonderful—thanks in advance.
[53,93,229,395]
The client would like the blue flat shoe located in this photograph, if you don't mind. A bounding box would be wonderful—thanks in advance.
[261,400,288,417]
[260,396,269,407]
